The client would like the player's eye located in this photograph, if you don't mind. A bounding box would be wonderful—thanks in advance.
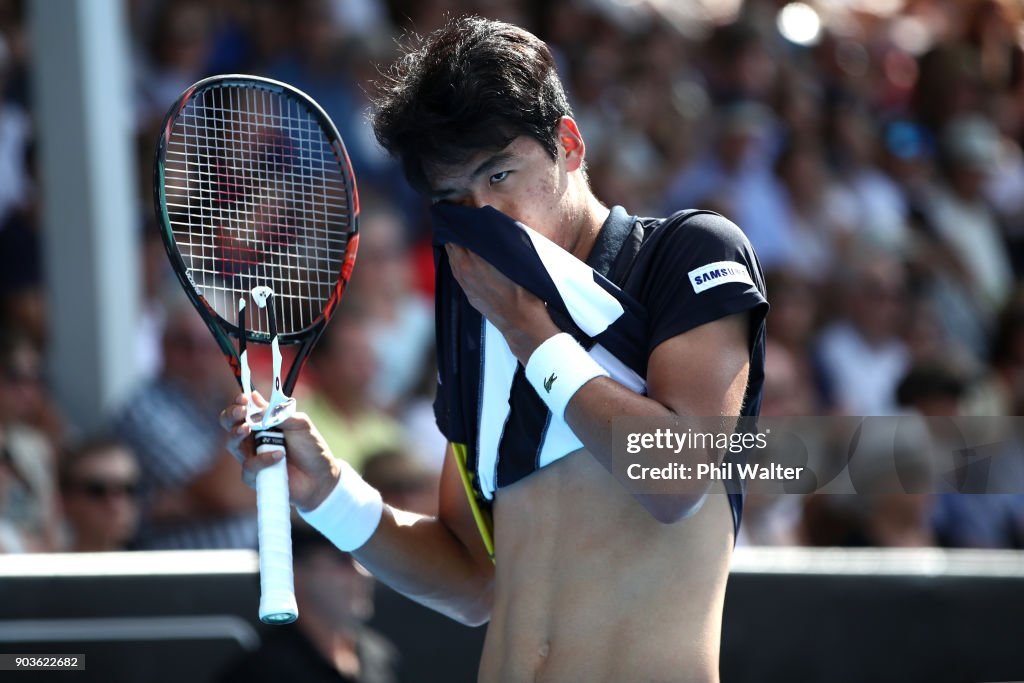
[489,170,510,185]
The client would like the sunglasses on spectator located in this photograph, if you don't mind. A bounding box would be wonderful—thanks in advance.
[70,479,139,499]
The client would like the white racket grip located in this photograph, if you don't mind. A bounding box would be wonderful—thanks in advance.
[254,429,298,624]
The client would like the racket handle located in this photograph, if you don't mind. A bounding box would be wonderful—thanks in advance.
[254,428,298,624]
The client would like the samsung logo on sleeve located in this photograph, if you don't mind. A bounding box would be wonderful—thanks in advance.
[689,261,754,293]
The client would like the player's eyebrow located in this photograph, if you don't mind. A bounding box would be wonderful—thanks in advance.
[430,151,518,201]
[470,151,517,181]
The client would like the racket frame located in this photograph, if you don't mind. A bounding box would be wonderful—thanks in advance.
[153,74,360,625]
[153,74,360,398]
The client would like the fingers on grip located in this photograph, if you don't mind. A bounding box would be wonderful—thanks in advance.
[241,448,284,487]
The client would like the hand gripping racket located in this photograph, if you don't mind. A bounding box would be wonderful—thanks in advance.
[154,75,359,624]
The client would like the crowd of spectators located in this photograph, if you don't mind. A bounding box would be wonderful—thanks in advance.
[1,0,1024,561]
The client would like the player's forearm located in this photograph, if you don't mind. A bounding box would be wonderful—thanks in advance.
[504,322,703,522]
[506,309,750,524]
[298,462,493,625]
[565,378,711,523]
[353,506,494,626]
[566,376,674,462]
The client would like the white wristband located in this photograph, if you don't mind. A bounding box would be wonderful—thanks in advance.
[298,461,383,552]
[525,333,609,419]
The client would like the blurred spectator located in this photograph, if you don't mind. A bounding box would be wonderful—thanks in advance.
[760,339,816,418]
[0,435,26,552]
[741,340,817,547]
[0,418,56,553]
[349,205,433,412]
[826,98,912,255]
[902,294,975,369]
[854,493,936,547]
[112,298,257,549]
[880,120,936,203]
[984,132,1024,277]
[973,0,1024,275]
[338,43,417,204]
[895,359,971,418]
[0,327,64,449]
[0,136,44,349]
[135,219,173,381]
[966,288,1024,414]
[302,306,406,472]
[922,115,1014,316]
[814,252,911,415]
[264,0,369,177]
[396,354,449,473]
[912,43,985,136]
[362,448,439,516]
[0,210,42,345]
[704,19,777,104]
[763,270,836,413]
[0,34,30,226]
[896,357,1024,548]
[768,135,858,282]
[961,0,1023,96]
[59,436,140,552]
[735,490,805,547]
[911,116,1013,361]
[135,0,215,129]
[218,521,397,683]
[804,418,937,547]
[386,0,461,34]
[662,101,788,267]
[0,425,60,552]
[0,0,28,108]
[0,329,62,551]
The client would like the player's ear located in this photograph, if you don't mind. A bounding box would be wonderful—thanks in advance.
[557,117,585,173]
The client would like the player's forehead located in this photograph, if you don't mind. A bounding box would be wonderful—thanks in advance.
[424,136,537,193]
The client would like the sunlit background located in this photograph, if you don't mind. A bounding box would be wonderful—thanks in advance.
[1,1,1024,681]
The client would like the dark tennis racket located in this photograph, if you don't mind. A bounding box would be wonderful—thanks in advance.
[154,74,359,624]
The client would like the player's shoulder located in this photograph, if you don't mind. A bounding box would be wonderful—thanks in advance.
[633,210,758,280]
[639,209,750,252]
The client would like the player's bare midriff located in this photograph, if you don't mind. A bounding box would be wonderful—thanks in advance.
[476,449,734,683]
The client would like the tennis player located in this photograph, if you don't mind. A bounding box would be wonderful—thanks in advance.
[222,17,767,683]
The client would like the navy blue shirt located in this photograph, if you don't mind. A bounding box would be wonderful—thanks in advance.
[433,206,768,535]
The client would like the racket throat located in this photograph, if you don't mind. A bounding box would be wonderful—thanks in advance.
[239,289,296,429]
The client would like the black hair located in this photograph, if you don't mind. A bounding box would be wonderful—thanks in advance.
[371,16,572,193]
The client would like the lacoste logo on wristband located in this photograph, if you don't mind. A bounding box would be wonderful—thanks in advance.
[544,373,558,393]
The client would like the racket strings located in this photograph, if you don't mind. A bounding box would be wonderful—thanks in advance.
[163,83,353,337]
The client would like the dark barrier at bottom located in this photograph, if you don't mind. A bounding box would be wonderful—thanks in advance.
[0,549,1021,683]
[722,548,1024,683]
